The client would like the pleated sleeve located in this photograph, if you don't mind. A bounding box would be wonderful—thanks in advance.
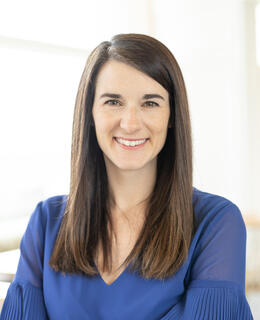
[180,202,253,319]
[0,201,49,320]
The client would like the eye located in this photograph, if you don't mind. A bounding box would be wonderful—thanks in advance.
[143,101,159,107]
[104,99,121,106]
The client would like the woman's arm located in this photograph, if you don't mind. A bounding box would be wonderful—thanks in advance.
[181,202,253,319]
[0,201,49,319]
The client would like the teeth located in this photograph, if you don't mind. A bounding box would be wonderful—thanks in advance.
[116,138,146,147]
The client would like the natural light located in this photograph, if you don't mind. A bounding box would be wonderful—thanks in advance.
[256,3,260,66]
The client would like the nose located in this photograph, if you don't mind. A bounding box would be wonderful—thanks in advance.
[120,106,142,133]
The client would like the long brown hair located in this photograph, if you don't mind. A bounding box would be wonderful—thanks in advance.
[49,33,194,280]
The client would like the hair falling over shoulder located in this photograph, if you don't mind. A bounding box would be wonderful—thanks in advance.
[49,33,195,280]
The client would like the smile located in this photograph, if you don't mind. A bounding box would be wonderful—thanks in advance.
[114,137,149,149]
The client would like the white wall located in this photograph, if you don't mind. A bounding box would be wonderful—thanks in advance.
[245,1,260,216]
[0,0,259,219]
[153,0,259,216]
[0,39,87,219]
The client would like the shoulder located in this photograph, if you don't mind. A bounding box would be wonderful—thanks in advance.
[27,194,68,234]
[192,187,245,233]
[192,186,238,212]
[41,194,68,218]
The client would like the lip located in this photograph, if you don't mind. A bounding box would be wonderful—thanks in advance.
[114,136,149,141]
[113,137,148,150]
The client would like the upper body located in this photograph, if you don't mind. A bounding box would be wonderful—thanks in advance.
[1,33,254,319]
[0,187,253,319]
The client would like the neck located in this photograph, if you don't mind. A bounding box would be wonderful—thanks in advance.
[105,159,157,220]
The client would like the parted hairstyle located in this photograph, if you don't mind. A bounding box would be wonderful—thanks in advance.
[49,33,195,280]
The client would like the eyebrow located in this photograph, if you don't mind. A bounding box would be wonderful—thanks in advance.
[99,93,165,101]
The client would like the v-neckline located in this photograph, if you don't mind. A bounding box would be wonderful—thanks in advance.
[94,262,129,286]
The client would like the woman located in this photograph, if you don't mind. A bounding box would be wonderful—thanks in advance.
[0,33,253,319]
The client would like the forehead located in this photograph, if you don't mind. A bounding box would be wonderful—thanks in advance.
[94,60,169,98]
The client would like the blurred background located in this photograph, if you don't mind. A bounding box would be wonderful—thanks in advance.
[0,0,259,317]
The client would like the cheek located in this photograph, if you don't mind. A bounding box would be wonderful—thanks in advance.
[93,113,109,132]
[150,117,169,135]
[94,117,115,144]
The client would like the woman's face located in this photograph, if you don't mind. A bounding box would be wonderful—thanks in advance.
[92,59,171,172]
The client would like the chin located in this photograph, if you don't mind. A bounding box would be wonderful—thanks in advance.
[115,161,147,171]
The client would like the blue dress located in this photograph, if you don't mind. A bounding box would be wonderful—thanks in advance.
[0,187,253,319]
